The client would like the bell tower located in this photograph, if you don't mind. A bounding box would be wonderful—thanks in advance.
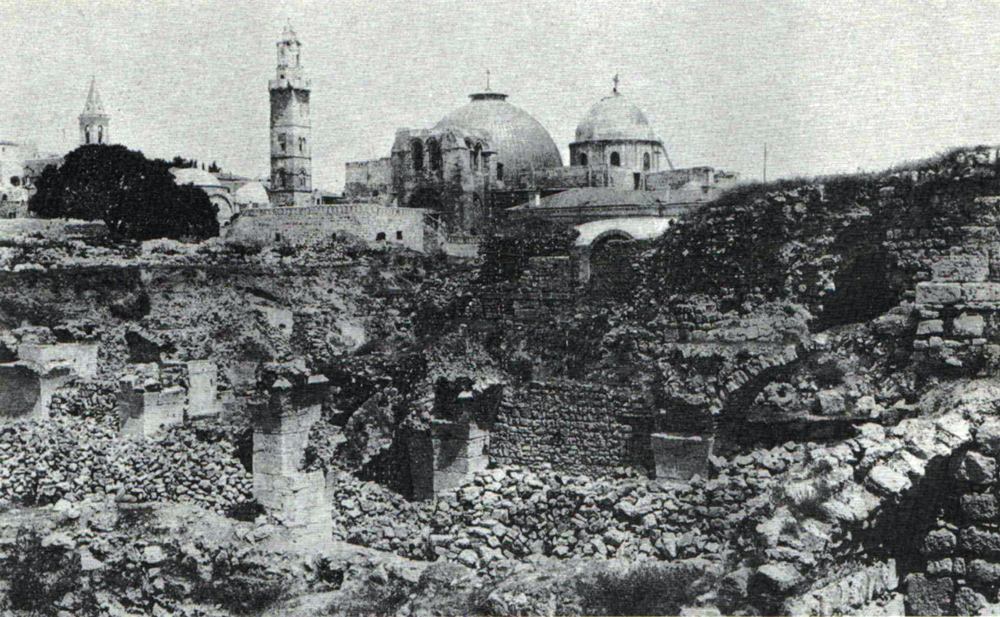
[269,22,312,207]
[79,77,110,147]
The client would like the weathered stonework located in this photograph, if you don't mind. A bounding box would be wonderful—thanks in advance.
[185,360,219,419]
[118,376,186,438]
[0,361,74,421]
[651,433,714,483]
[252,366,331,544]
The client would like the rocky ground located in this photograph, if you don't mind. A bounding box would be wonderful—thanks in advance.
[5,147,1000,614]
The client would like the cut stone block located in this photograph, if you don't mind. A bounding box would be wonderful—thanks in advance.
[651,433,713,483]
[409,419,491,500]
[185,360,219,419]
[0,361,74,422]
[916,282,963,305]
[932,254,989,282]
[118,381,186,438]
[954,313,986,338]
[18,341,99,379]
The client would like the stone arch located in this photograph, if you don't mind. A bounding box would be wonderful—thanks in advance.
[209,194,234,226]
[610,151,621,167]
[576,229,636,284]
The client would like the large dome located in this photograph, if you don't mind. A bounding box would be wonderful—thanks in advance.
[434,92,563,174]
[575,92,657,142]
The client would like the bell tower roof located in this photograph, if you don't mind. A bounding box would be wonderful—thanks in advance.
[81,77,107,117]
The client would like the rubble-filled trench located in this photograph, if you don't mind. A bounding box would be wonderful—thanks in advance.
[5,147,1000,615]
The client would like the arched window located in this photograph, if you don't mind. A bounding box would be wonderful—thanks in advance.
[412,140,424,172]
[299,137,307,154]
[496,163,504,181]
[376,232,386,241]
[579,153,588,166]
[85,126,91,145]
[610,152,621,167]
[474,144,483,172]
[279,133,287,153]
[428,139,442,171]
[98,125,103,144]
[643,152,650,171]
[299,169,307,187]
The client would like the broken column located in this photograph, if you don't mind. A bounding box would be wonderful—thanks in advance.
[118,374,186,438]
[409,379,502,500]
[0,361,74,422]
[252,364,331,545]
[651,433,714,483]
[185,360,219,419]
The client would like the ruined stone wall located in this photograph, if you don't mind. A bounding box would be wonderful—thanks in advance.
[491,380,653,474]
[344,157,392,199]
[226,204,430,252]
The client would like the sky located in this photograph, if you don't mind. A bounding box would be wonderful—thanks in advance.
[4,0,1000,192]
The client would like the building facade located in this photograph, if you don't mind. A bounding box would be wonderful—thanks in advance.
[268,23,312,207]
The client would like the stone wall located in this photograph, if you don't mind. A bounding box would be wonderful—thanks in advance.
[491,380,653,474]
[226,204,432,253]
[0,362,73,421]
[344,157,392,199]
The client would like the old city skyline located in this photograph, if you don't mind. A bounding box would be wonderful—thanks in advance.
[4,0,1000,192]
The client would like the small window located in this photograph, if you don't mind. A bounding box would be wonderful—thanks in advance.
[428,139,442,171]
[279,134,287,153]
[579,153,588,166]
[474,144,483,172]
[643,152,651,171]
[376,232,386,241]
[412,140,424,172]
[496,163,504,181]
[275,233,281,241]
[98,126,104,144]
[396,231,403,240]
[610,152,621,167]
[85,127,91,145]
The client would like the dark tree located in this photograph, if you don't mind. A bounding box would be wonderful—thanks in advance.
[29,144,219,241]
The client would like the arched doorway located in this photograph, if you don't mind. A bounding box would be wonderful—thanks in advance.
[585,230,636,294]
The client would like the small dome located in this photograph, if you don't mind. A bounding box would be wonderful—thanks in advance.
[434,92,563,175]
[234,182,269,205]
[170,167,223,188]
[575,93,656,142]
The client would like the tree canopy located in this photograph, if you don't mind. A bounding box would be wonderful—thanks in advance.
[29,145,219,241]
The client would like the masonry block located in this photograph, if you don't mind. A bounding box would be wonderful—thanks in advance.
[917,320,945,336]
[905,574,952,616]
[962,493,998,521]
[932,254,989,282]
[916,282,963,305]
[409,419,491,500]
[963,282,1000,304]
[118,380,186,438]
[651,433,713,483]
[0,362,74,422]
[185,360,219,419]
[954,313,986,338]
[18,341,99,379]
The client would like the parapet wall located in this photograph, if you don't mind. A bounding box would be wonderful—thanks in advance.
[226,204,431,253]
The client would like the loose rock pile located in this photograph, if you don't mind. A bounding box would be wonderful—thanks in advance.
[0,417,252,513]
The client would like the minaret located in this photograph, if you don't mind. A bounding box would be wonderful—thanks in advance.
[268,22,312,207]
[79,77,110,146]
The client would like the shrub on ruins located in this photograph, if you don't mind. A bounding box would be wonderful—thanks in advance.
[29,144,219,241]
[577,560,722,616]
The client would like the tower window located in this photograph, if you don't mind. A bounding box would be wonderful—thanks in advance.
[279,134,287,153]
[428,139,441,171]
[396,231,403,240]
[98,126,103,144]
[376,232,386,241]
[412,140,424,172]
[643,152,651,171]
[85,127,91,145]
[474,144,483,172]
[496,163,504,181]
[579,153,588,166]
[610,152,621,167]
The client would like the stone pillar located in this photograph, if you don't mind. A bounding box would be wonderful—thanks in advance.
[0,362,74,422]
[651,433,714,483]
[186,360,219,419]
[252,366,331,545]
[118,376,186,438]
